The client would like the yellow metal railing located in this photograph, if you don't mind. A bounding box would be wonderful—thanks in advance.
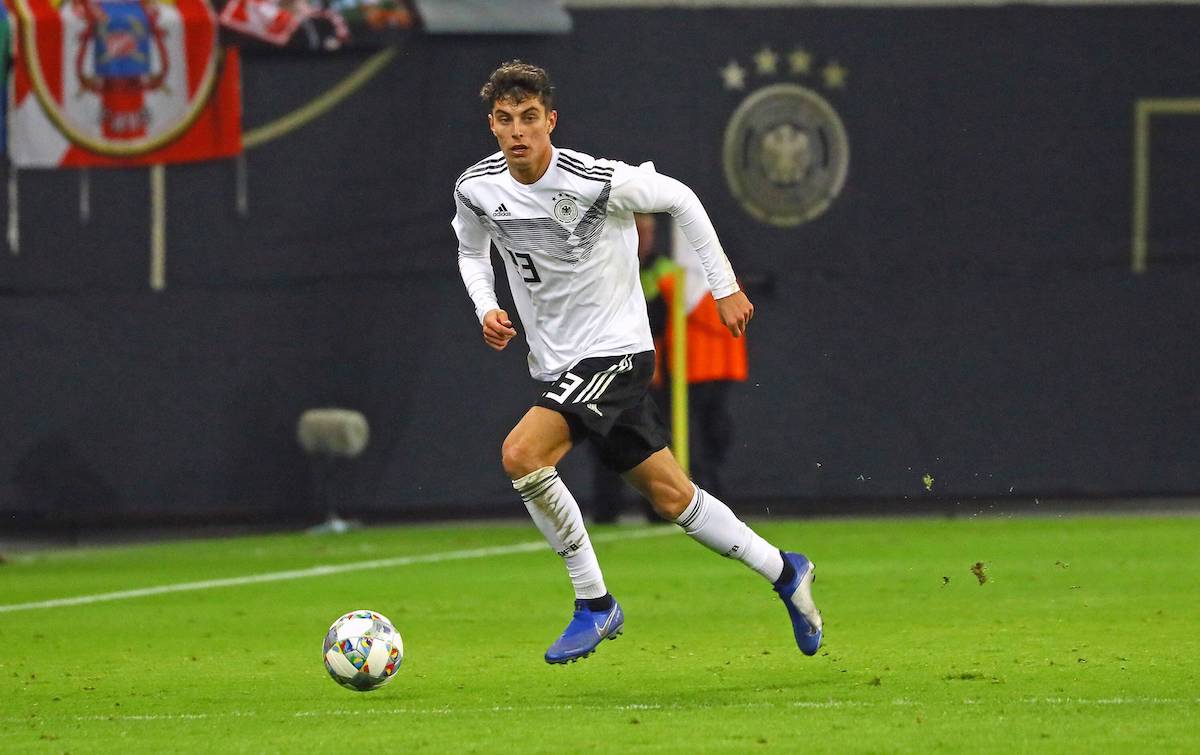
[668,263,689,474]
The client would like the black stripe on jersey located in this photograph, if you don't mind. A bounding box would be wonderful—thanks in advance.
[557,155,613,174]
[457,155,505,177]
[456,164,507,188]
[495,218,580,263]
[564,183,610,262]
[560,165,614,180]
[557,154,613,175]
[457,155,506,181]
[465,154,506,172]
[558,162,613,184]
[455,189,488,217]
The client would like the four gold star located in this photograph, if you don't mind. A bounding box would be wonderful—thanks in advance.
[822,61,848,89]
[789,49,812,75]
[717,47,848,90]
[754,47,778,75]
[720,60,747,90]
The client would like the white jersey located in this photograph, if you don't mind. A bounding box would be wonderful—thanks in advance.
[452,147,738,381]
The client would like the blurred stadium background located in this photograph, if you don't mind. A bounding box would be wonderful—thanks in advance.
[3,2,1199,752]
[1,0,1198,539]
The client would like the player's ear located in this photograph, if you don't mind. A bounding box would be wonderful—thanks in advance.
[547,110,557,133]
[487,113,496,134]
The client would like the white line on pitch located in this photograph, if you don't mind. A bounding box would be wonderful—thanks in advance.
[6,697,1195,725]
[0,527,676,614]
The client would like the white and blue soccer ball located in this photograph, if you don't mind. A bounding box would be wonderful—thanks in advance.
[323,610,404,691]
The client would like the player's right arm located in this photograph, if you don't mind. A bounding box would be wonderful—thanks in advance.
[452,189,517,349]
[481,309,517,350]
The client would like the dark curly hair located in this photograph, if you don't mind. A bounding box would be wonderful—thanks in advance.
[480,60,555,111]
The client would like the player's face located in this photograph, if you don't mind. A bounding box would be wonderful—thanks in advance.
[489,96,556,183]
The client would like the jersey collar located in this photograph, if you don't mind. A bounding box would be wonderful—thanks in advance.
[506,147,559,192]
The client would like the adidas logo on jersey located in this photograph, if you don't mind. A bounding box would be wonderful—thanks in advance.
[492,203,512,218]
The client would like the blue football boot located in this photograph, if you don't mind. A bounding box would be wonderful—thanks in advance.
[544,599,624,664]
[774,552,823,655]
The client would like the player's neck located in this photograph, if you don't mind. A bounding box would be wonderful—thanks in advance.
[507,146,554,185]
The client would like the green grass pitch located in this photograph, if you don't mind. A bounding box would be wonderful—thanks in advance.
[1,514,1197,752]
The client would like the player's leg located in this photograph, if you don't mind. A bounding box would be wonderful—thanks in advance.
[622,448,780,577]
[503,406,622,663]
[622,448,823,655]
[503,406,608,600]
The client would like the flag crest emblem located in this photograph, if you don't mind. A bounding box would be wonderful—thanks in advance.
[8,0,240,166]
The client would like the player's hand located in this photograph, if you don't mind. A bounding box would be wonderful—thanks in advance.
[482,308,517,350]
[715,290,754,338]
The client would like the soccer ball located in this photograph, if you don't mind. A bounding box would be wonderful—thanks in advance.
[322,610,404,691]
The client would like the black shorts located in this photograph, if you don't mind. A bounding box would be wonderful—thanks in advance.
[534,351,670,473]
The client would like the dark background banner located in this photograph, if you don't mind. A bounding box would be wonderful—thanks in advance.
[2,6,1198,525]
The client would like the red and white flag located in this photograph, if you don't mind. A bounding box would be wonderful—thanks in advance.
[218,0,303,47]
[7,0,241,167]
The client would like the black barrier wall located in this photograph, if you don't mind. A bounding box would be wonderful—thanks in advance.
[2,6,1199,525]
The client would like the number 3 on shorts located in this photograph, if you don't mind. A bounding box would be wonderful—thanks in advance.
[543,373,583,404]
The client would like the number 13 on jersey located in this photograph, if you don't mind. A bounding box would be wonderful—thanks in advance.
[505,248,541,283]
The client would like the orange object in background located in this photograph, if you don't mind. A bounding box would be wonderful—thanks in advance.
[657,273,748,384]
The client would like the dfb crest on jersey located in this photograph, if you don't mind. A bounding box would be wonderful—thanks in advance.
[553,192,580,224]
[11,0,221,157]
[719,46,850,227]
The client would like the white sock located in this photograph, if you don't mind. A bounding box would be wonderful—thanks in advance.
[513,467,608,600]
[675,484,784,582]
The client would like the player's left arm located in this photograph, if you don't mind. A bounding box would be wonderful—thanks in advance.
[608,162,751,337]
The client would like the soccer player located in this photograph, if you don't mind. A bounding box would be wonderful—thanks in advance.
[452,60,822,664]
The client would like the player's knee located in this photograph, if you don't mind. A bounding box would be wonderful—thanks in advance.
[501,437,541,480]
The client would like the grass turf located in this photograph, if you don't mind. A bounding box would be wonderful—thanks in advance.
[0,514,1197,753]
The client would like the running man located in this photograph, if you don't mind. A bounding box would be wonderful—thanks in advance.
[452,60,822,664]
